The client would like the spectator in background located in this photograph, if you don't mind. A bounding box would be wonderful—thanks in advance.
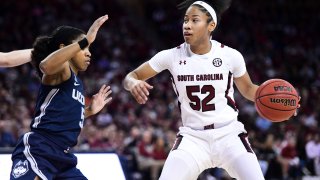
[122,126,142,179]
[0,120,16,147]
[135,129,166,180]
[255,133,283,179]
[279,134,302,179]
[152,135,168,160]
[305,133,320,176]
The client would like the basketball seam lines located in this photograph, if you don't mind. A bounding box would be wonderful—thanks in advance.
[256,100,272,120]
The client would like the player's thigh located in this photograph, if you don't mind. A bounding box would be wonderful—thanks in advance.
[160,134,211,180]
[223,152,265,180]
[159,149,200,180]
[221,133,264,180]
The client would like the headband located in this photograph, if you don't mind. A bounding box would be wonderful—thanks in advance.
[192,1,217,25]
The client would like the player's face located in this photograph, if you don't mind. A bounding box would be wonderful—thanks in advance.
[70,34,92,72]
[183,6,213,45]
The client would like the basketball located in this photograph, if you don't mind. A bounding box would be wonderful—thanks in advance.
[255,79,299,122]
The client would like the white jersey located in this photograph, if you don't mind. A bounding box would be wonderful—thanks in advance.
[149,40,246,129]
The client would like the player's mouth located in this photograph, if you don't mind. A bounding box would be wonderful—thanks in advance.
[183,32,192,37]
[85,60,91,65]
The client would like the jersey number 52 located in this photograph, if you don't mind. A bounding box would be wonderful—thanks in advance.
[186,85,215,112]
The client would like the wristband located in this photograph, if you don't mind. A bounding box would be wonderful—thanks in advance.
[78,38,89,50]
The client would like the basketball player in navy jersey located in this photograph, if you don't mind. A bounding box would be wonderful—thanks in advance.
[0,49,31,67]
[10,15,111,180]
[123,0,267,179]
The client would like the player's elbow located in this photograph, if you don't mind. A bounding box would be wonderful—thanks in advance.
[39,61,53,75]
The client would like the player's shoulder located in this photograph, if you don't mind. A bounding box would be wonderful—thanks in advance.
[212,40,243,58]
[168,42,187,53]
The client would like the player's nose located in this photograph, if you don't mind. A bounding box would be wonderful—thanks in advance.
[183,23,191,30]
[85,50,91,58]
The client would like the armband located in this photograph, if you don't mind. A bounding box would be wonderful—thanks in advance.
[78,38,89,50]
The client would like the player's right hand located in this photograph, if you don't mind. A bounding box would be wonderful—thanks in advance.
[130,80,153,104]
[294,96,301,116]
[86,15,109,44]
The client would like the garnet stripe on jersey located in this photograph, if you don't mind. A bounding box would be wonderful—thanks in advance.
[170,74,182,112]
[238,133,253,153]
[225,71,237,111]
[172,135,183,151]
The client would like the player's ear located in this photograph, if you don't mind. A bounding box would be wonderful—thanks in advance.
[208,21,216,33]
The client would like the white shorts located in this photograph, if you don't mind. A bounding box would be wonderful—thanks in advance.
[160,120,265,180]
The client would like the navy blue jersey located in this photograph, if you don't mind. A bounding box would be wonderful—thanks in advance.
[31,71,85,150]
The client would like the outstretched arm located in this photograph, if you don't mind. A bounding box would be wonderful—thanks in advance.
[234,72,259,102]
[39,15,109,75]
[123,62,157,104]
[0,49,32,67]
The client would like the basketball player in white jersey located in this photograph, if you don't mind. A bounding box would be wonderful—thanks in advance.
[123,0,265,179]
[0,49,31,67]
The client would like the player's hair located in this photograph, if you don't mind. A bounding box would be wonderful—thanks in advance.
[177,0,232,25]
[31,26,85,77]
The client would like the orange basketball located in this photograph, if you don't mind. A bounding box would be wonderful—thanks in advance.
[255,79,299,122]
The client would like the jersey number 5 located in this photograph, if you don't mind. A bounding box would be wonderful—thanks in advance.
[186,85,215,112]
[79,107,85,128]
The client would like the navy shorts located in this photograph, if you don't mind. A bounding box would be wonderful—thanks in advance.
[10,132,87,180]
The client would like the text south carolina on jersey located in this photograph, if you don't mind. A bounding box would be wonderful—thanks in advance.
[177,73,223,81]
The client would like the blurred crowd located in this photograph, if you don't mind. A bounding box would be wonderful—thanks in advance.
[1,0,320,179]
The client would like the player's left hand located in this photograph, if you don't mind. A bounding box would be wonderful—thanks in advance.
[86,15,109,44]
[88,85,112,115]
[293,96,301,116]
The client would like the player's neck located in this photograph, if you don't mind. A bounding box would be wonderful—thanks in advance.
[190,40,212,55]
[70,64,79,75]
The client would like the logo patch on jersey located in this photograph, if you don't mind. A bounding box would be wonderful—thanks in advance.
[212,58,222,67]
[12,160,29,178]
[179,60,186,65]
[74,76,80,86]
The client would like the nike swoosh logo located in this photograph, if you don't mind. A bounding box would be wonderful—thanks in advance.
[74,82,80,86]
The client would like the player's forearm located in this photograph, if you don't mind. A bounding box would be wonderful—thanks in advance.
[39,42,81,75]
[123,72,139,91]
[0,49,32,67]
[234,72,259,102]
[243,84,259,102]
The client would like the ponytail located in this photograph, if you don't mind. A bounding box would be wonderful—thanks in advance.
[31,36,52,77]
